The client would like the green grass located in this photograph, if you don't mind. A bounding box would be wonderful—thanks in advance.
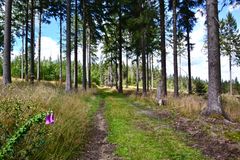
[102,91,207,160]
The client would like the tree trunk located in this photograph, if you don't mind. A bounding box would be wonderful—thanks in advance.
[146,52,149,91]
[126,53,128,88]
[118,4,123,93]
[159,0,167,96]
[37,9,42,81]
[74,0,78,90]
[115,61,119,90]
[204,0,224,116]
[88,34,91,88]
[30,0,35,84]
[173,0,179,97]
[82,0,87,90]
[187,26,192,94]
[21,27,24,80]
[141,31,147,97]
[229,54,232,95]
[66,0,72,91]
[25,0,29,82]
[151,53,154,90]
[110,53,113,88]
[3,0,13,85]
[136,54,139,93]
[59,14,63,83]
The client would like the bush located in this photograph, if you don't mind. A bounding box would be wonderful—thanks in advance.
[193,78,207,95]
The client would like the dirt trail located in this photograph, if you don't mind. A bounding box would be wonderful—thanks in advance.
[79,100,121,160]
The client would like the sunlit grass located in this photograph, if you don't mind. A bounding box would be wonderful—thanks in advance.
[104,91,206,160]
[0,82,99,159]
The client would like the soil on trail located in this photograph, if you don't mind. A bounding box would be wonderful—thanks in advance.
[80,100,121,160]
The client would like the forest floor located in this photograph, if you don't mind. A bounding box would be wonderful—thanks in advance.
[80,88,240,160]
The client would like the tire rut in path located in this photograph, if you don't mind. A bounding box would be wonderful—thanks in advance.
[79,100,121,160]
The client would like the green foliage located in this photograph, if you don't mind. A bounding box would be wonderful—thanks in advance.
[224,131,240,142]
[221,78,240,94]
[0,112,46,160]
[220,12,240,64]
[193,78,207,95]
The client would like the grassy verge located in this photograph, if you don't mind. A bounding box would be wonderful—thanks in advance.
[103,91,206,160]
[0,82,100,160]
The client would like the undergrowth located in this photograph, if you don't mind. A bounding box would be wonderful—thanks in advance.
[0,82,98,160]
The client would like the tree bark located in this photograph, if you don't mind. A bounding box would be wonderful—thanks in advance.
[229,54,232,95]
[37,9,42,81]
[205,0,224,116]
[159,0,167,96]
[136,54,139,93]
[151,53,154,90]
[118,4,123,93]
[88,33,91,88]
[187,26,192,94]
[74,0,78,90]
[30,0,35,84]
[115,60,119,90]
[110,53,113,88]
[66,0,72,91]
[141,31,147,97]
[126,53,128,88]
[25,0,29,82]
[21,27,24,80]
[146,52,149,91]
[59,14,63,83]
[3,0,13,85]
[82,0,87,90]
[173,0,179,97]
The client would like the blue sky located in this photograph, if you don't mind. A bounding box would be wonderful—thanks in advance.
[13,2,240,81]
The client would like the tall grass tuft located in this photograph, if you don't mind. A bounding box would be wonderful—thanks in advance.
[0,82,97,159]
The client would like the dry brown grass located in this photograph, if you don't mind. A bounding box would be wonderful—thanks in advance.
[222,94,240,121]
[126,88,240,121]
[166,94,207,118]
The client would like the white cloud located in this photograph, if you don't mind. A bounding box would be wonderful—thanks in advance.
[36,36,60,61]
[228,3,240,12]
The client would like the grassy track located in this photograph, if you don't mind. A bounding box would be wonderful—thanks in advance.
[98,90,207,160]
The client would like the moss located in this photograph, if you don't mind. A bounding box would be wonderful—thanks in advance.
[224,131,240,142]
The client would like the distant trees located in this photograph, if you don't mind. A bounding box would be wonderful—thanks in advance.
[178,0,203,94]
[220,12,240,95]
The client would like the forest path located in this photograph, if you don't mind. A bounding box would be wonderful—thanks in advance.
[80,89,240,160]
[79,97,121,160]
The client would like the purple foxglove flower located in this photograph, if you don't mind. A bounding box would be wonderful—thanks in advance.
[46,112,54,125]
